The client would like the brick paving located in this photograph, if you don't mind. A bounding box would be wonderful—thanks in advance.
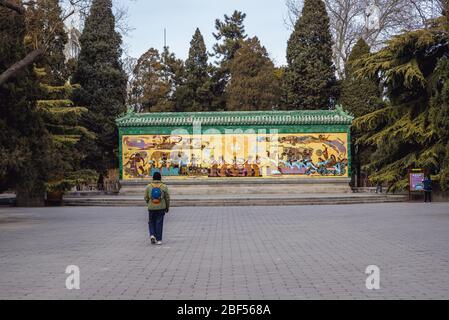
[0,203,449,300]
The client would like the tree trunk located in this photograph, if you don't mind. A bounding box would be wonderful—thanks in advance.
[0,48,44,86]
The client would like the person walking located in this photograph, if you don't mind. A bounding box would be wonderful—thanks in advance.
[145,172,170,245]
[423,175,433,203]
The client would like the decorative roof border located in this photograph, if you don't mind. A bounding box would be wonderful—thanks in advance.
[116,105,354,127]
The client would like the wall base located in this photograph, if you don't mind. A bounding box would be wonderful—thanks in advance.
[119,177,353,196]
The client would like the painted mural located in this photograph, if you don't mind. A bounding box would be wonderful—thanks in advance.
[122,133,349,180]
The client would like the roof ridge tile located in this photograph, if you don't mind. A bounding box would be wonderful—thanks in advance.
[116,110,353,127]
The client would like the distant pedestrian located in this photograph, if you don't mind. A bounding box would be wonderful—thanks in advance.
[97,173,104,191]
[375,182,383,194]
[423,175,433,203]
[145,172,170,245]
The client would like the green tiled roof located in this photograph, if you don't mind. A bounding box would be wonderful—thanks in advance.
[116,106,353,127]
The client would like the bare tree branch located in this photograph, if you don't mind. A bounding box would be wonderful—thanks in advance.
[1,0,133,86]
[285,0,444,78]
[0,0,25,14]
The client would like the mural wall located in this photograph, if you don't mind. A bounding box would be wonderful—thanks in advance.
[122,133,349,180]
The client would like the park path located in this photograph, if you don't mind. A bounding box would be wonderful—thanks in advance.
[1,203,449,299]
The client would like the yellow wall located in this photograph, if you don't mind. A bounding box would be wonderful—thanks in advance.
[122,133,349,179]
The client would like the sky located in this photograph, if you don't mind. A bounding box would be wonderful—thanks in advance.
[117,0,292,66]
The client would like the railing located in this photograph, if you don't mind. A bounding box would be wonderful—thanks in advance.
[74,180,120,194]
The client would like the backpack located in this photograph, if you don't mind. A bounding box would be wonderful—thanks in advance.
[423,179,432,191]
[150,183,163,204]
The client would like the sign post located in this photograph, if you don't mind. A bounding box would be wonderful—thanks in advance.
[408,168,425,201]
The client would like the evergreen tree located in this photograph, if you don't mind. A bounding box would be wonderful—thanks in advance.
[72,0,127,173]
[0,6,55,206]
[429,56,449,190]
[211,10,248,111]
[129,48,171,112]
[340,38,382,117]
[176,28,213,112]
[35,66,96,192]
[160,47,185,112]
[25,0,97,192]
[25,0,68,85]
[340,39,384,187]
[284,0,337,110]
[213,11,247,63]
[353,18,449,191]
[129,46,184,112]
[161,47,185,98]
[227,37,280,111]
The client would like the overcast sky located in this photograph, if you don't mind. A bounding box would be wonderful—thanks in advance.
[117,0,292,66]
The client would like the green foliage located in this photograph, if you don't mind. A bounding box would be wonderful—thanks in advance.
[39,82,80,99]
[46,169,98,192]
[340,38,383,118]
[212,10,248,111]
[27,0,95,192]
[213,11,247,63]
[129,46,184,112]
[129,48,172,112]
[353,20,449,191]
[429,56,449,190]
[52,135,84,147]
[25,0,68,85]
[283,0,337,110]
[175,28,213,112]
[35,61,94,194]
[37,99,74,108]
[340,38,384,187]
[0,6,56,204]
[160,47,185,110]
[72,0,128,173]
[227,37,281,111]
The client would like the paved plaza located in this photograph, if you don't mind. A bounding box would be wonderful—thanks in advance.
[1,203,449,300]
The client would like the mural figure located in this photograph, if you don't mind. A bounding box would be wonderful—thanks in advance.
[122,133,349,180]
[124,152,148,177]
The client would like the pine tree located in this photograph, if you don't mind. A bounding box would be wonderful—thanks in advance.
[340,39,383,187]
[160,47,185,112]
[429,56,449,190]
[0,6,55,206]
[213,11,247,63]
[35,67,96,191]
[340,38,382,117]
[353,18,449,191]
[72,0,127,173]
[25,0,68,85]
[176,28,213,112]
[227,37,280,111]
[26,0,97,192]
[284,0,337,109]
[129,46,184,112]
[211,10,248,111]
[129,48,170,112]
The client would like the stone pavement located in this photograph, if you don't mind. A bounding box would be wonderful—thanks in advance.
[0,203,449,300]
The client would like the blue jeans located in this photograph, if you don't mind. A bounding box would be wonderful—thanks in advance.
[148,210,165,241]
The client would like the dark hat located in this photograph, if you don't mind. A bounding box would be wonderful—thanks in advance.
[153,172,162,181]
